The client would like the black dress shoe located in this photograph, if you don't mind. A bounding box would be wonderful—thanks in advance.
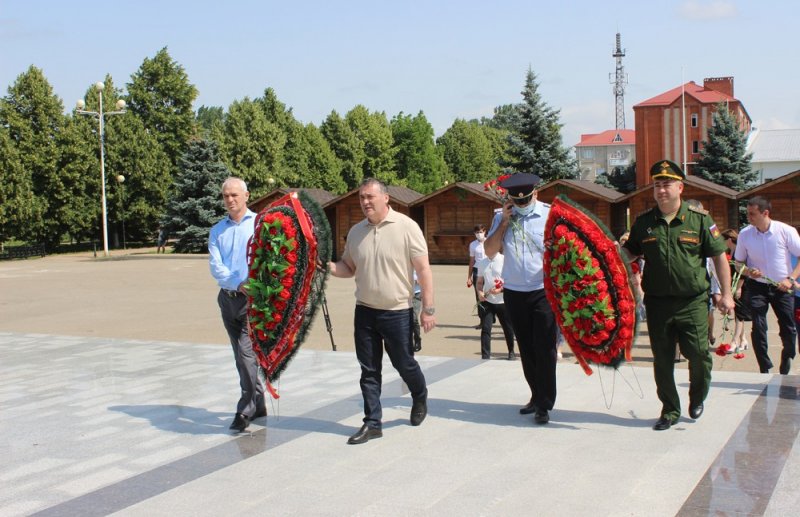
[534,409,550,424]
[252,407,267,419]
[229,413,250,432]
[689,403,704,420]
[653,416,675,431]
[410,398,427,426]
[780,357,792,375]
[507,352,516,360]
[347,424,382,444]
[519,399,537,415]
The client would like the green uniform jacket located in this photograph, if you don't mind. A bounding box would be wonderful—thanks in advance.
[624,202,727,298]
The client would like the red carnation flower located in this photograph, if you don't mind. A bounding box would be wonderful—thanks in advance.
[278,289,291,300]
[286,252,298,264]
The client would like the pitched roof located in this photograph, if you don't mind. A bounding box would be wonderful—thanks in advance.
[248,187,336,209]
[634,81,735,108]
[538,179,625,202]
[328,184,423,206]
[747,129,800,163]
[620,175,739,201]
[410,182,499,206]
[386,185,424,205]
[737,169,800,198]
[575,129,636,147]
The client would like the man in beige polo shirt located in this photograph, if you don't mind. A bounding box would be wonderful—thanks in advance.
[329,177,436,444]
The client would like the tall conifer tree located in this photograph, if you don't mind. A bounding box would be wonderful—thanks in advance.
[162,139,230,253]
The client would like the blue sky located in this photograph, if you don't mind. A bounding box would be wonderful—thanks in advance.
[2,0,798,148]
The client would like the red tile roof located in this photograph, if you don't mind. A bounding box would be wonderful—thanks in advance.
[634,81,735,107]
[575,129,636,147]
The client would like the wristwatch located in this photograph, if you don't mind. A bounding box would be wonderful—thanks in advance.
[422,306,436,316]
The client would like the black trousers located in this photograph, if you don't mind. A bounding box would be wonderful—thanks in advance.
[503,288,558,410]
[354,305,428,428]
[479,302,515,358]
[749,282,797,373]
[217,290,265,417]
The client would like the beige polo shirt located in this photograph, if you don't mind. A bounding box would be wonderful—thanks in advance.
[342,207,428,310]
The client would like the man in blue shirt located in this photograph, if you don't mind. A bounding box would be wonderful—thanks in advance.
[209,177,265,432]
[484,172,557,424]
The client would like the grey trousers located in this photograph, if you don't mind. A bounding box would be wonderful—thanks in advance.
[217,289,265,417]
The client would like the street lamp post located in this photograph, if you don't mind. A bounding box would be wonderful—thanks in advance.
[76,82,126,257]
[116,174,126,249]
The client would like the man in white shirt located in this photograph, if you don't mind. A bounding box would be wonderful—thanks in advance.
[734,196,800,374]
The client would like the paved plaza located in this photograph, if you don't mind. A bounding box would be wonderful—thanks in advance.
[1,250,799,516]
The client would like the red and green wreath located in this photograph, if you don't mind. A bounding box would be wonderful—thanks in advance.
[543,195,637,375]
[246,191,331,398]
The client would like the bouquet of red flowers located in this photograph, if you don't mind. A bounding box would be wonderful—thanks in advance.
[246,191,331,398]
[483,173,512,203]
[543,195,637,375]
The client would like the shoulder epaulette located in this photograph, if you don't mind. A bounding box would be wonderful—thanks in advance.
[687,205,709,215]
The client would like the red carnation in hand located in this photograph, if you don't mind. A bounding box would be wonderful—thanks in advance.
[715,343,732,356]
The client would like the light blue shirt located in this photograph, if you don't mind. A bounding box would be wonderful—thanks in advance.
[209,209,256,291]
[487,202,550,291]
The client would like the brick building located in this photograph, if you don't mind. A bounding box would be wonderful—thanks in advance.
[575,129,636,181]
[632,77,751,186]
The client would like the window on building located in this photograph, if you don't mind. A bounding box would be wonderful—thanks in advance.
[691,113,698,127]
[580,148,594,159]
[692,140,699,154]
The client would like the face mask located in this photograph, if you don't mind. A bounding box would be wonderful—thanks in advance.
[512,203,536,217]
[475,232,485,242]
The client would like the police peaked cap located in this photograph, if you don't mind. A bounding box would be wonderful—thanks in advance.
[499,172,542,198]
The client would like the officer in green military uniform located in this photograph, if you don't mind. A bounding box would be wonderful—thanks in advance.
[624,160,735,431]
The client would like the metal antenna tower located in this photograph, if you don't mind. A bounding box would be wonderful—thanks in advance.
[609,32,628,130]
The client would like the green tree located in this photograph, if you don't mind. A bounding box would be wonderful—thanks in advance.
[0,126,41,243]
[481,104,517,132]
[345,105,397,185]
[162,139,230,253]
[320,110,365,190]
[693,102,756,191]
[594,162,637,193]
[104,113,172,245]
[437,119,497,184]
[391,111,447,194]
[214,97,285,197]
[0,65,65,247]
[281,122,347,193]
[126,47,198,173]
[196,105,224,139]
[504,68,577,181]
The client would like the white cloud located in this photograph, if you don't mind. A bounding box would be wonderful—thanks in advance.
[678,1,738,20]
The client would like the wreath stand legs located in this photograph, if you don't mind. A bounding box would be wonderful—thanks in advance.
[596,362,644,410]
